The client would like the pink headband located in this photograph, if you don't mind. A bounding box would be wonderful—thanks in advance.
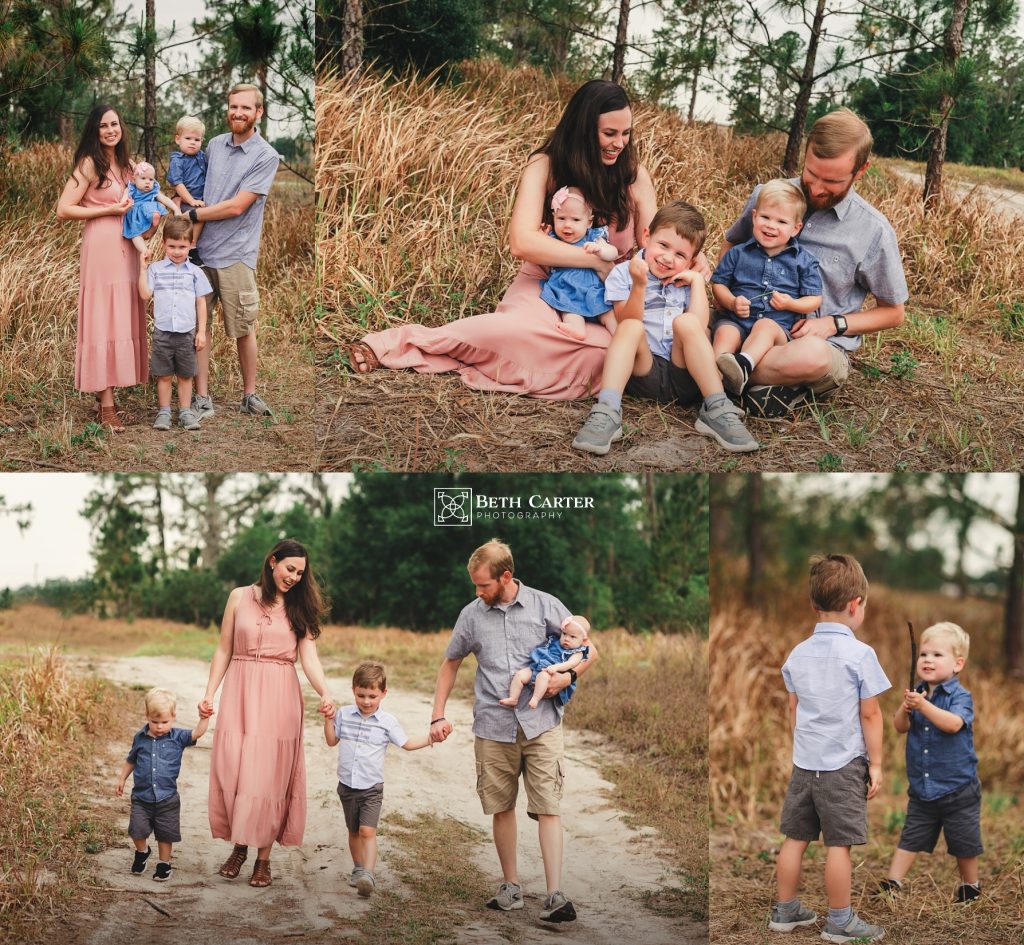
[561,616,589,639]
[551,186,587,214]
[134,162,155,177]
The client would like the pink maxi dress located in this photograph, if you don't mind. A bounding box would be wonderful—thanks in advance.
[75,172,148,392]
[208,586,306,848]
[363,220,635,400]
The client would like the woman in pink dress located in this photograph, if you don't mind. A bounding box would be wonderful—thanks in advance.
[200,539,335,888]
[56,104,148,431]
[347,80,662,399]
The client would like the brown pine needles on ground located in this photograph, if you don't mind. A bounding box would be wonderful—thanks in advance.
[317,60,1024,472]
[0,143,315,471]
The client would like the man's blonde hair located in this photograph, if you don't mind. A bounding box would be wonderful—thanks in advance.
[144,687,176,716]
[352,660,387,691]
[808,553,869,612]
[467,539,514,579]
[228,83,264,108]
[921,622,970,661]
[175,115,205,136]
[755,179,807,218]
[806,107,873,172]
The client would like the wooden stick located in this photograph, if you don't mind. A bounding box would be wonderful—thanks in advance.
[908,621,917,691]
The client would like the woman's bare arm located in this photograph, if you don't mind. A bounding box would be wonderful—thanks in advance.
[631,164,657,246]
[200,586,242,710]
[57,160,131,221]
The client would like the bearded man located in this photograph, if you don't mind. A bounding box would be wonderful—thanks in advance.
[188,84,280,419]
[719,107,909,418]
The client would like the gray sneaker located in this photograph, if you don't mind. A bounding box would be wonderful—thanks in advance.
[768,903,817,932]
[152,408,172,431]
[178,407,201,430]
[539,890,577,923]
[571,403,623,455]
[355,870,375,898]
[240,392,273,417]
[485,881,523,911]
[717,352,750,396]
[191,393,215,420]
[820,911,884,943]
[348,867,362,888]
[695,399,759,452]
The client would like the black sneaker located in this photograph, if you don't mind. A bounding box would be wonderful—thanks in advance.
[743,383,809,419]
[188,248,204,266]
[153,861,172,882]
[954,883,980,903]
[131,846,152,874]
[875,878,902,898]
[539,890,577,923]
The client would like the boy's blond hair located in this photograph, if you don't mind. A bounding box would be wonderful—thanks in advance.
[176,115,205,136]
[352,660,387,691]
[144,687,177,716]
[755,179,807,218]
[808,553,869,612]
[921,622,970,660]
[648,200,706,255]
[806,107,873,172]
[467,539,514,579]
[228,83,263,108]
[162,216,194,242]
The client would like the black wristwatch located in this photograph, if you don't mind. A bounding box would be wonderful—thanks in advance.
[188,206,200,223]
[567,669,578,684]
[833,314,848,336]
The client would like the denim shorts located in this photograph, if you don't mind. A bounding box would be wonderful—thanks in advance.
[898,778,983,857]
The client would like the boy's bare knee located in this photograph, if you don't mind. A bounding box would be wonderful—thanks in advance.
[358,826,377,838]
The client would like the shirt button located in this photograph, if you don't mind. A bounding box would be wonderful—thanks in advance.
[924,772,929,777]
[923,749,928,754]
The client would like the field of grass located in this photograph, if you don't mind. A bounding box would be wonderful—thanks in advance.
[317,60,1024,472]
[0,603,708,924]
[0,144,315,471]
[709,579,1024,944]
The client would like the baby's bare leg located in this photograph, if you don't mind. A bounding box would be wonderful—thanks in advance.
[598,309,617,335]
[556,312,587,340]
[131,234,150,256]
[499,668,532,706]
[741,318,789,365]
[157,841,173,862]
[529,670,553,708]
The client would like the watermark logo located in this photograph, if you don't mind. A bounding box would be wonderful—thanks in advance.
[434,487,473,526]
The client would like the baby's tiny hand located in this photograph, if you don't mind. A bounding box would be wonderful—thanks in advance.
[769,291,794,310]
[191,199,206,208]
[583,241,600,255]
[734,296,751,318]
[903,689,925,711]
[198,699,215,718]
[194,332,207,352]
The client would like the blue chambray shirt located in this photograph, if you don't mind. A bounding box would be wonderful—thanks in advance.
[167,150,207,201]
[445,581,571,743]
[334,704,408,789]
[905,677,977,800]
[126,725,197,802]
[146,259,213,332]
[782,622,891,771]
[711,237,823,324]
[604,251,692,361]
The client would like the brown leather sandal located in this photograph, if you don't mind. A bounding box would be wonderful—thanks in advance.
[249,858,272,887]
[345,341,380,374]
[217,844,248,879]
[99,405,125,432]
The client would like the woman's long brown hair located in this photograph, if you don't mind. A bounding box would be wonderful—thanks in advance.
[258,538,327,640]
[72,103,132,189]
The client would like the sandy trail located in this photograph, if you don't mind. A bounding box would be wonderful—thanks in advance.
[890,166,1024,221]
[66,656,705,945]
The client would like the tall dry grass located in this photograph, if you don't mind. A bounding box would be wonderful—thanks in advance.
[0,142,314,468]
[0,649,125,939]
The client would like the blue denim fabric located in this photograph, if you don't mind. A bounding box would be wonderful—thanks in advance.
[126,726,196,802]
[167,150,207,201]
[906,677,978,800]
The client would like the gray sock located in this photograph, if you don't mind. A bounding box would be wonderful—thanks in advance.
[597,389,622,413]
[775,897,801,918]
[828,906,853,928]
[704,391,728,410]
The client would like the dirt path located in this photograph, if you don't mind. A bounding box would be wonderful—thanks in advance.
[890,166,1024,221]
[68,656,704,945]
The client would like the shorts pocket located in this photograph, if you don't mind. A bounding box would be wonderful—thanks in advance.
[554,760,565,800]
[475,761,485,798]
[238,289,259,330]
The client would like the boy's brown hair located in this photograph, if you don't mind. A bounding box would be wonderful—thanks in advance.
[648,200,707,254]
[467,539,514,579]
[808,553,869,612]
[163,216,194,242]
[805,107,873,172]
[352,660,387,691]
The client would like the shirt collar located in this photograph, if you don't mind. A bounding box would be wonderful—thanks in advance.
[224,130,262,153]
[156,257,191,270]
[740,236,800,257]
[344,704,380,721]
[930,676,962,696]
[136,724,171,740]
[489,579,527,611]
[812,621,855,637]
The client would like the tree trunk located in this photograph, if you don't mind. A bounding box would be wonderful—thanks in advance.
[644,471,658,540]
[923,0,970,209]
[143,0,156,164]
[340,0,363,78]
[611,0,630,83]
[258,64,269,139]
[782,0,826,175]
[745,474,764,606]
[1004,473,1024,676]
[154,476,168,574]
[687,15,706,123]
[201,474,226,570]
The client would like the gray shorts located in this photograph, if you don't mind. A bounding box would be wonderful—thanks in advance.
[898,778,983,857]
[624,354,701,406]
[128,794,181,843]
[150,328,196,378]
[338,781,384,832]
[780,757,869,846]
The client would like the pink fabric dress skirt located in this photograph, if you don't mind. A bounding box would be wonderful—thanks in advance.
[75,174,148,392]
[363,222,636,401]
[208,586,306,848]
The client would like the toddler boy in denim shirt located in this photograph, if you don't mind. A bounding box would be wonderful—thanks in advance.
[769,554,890,943]
[116,687,210,881]
[876,622,982,903]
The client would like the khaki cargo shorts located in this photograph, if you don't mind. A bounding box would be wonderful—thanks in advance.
[474,724,564,818]
[203,261,259,338]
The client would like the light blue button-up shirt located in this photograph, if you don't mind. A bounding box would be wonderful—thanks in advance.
[782,622,891,771]
[334,704,407,789]
[146,259,213,332]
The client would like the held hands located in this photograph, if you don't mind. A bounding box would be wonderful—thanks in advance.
[198,698,215,719]
[866,764,882,800]
[319,696,336,720]
[429,718,453,745]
